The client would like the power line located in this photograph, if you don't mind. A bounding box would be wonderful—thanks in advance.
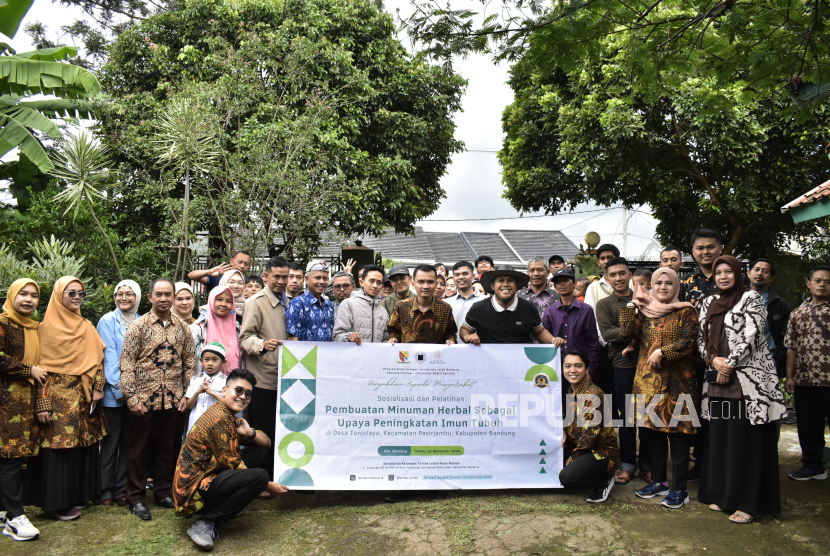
[420,206,624,223]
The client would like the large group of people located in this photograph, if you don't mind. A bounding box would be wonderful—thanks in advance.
[0,227,828,549]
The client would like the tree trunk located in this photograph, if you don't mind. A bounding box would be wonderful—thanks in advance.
[85,196,123,281]
[181,165,191,281]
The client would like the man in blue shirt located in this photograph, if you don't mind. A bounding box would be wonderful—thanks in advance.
[286,260,335,342]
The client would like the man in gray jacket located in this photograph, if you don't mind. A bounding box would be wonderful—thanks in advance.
[333,265,389,344]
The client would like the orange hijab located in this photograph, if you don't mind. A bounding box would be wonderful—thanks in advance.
[38,276,106,402]
[2,278,41,368]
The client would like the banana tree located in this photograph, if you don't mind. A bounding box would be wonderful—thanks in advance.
[50,130,123,281]
[1,0,101,173]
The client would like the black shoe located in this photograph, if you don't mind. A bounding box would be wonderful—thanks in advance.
[686,464,701,483]
[154,496,175,509]
[130,503,152,521]
[384,491,405,503]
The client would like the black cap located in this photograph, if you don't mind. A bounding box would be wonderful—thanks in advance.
[387,265,410,278]
[548,254,565,264]
[552,268,575,282]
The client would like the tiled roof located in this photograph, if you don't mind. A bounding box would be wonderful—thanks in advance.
[425,232,475,264]
[500,230,579,262]
[461,232,522,264]
[782,178,830,212]
[312,227,580,267]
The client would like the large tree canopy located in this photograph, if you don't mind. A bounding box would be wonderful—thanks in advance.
[500,49,830,258]
[97,0,466,259]
[406,0,830,114]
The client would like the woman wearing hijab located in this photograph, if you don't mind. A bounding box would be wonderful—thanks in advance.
[0,279,49,541]
[95,280,141,507]
[219,269,246,323]
[697,255,786,524]
[191,286,242,375]
[621,268,699,509]
[172,282,196,325]
[434,272,447,300]
[25,277,107,521]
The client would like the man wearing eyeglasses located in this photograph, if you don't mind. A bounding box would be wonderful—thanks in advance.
[174,368,288,551]
[330,271,355,320]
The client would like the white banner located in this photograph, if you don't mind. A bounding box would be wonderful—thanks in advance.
[273,342,563,490]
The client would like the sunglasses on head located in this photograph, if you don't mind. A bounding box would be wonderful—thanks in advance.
[233,386,253,399]
[66,290,86,299]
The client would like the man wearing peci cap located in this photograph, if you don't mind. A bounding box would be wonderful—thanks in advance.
[461,265,555,345]
[380,265,412,317]
[285,260,335,342]
[542,268,599,376]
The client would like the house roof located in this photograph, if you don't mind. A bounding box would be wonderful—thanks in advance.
[499,230,580,262]
[315,227,579,267]
[781,178,830,213]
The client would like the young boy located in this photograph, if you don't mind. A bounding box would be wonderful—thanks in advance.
[184,342,228,435]
[632,268,652,293]
[243,276,264,299]
[622,269,653,357]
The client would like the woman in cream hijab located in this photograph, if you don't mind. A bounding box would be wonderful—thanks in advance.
[25,276,107,521]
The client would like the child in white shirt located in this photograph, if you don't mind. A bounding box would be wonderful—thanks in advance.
[184,342,228,435]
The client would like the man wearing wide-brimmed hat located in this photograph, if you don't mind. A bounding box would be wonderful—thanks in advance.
[461,265,555,345]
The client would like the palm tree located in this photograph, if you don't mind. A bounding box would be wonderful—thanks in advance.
[153,96,220,280]
[50,130,123,281]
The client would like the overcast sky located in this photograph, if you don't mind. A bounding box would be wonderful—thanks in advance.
[10,0,659,257]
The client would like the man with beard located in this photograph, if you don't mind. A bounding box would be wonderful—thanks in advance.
[380,265,412,316]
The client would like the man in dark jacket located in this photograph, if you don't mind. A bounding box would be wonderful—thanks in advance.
[749,258,792,378]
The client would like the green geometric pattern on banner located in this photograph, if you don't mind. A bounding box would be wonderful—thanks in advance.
[524,364,556,382]
[524,346,557,365]
[281,347,300,376]
[539,448,547,455]
[539,458,546,465]
[279,379,316,432]
[300,346,318,377]
[278,432,315,468]
[279,468,314,487]
[540,440,547,446]
[540,468,547,474]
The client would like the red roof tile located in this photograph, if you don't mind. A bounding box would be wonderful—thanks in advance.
[782,178,830,212]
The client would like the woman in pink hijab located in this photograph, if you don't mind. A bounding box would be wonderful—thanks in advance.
[620,267,700,508]
[190,286,242,375]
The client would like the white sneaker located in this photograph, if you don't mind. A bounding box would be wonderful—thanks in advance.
[3,514,40,541]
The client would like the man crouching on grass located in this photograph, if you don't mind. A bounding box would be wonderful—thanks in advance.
[173,368,288,551]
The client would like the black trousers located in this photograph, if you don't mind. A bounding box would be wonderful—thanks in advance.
[649,430,692,491]
[100,405,130,500]
[198,468,269,526]
[559,447,610,491]
[794,386,830,471]
[246,388,278,480]
[613,366,652,473]
[0,457,25,518]
[692,361,707,462]
[593,346,616,409]
[126,408,179,505]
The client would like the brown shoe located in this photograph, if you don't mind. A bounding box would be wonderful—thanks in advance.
[99,498,115,506]
[115,496,128,506]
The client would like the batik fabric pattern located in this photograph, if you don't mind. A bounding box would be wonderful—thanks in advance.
[620,305,699,434]
[387,296,458,344]
[565,377,620,478]
[0,315,37,457]
[285,291,335,342]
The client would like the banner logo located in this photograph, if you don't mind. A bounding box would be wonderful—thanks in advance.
[399,351,409,363]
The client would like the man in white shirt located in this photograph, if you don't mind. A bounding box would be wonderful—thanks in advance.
[446,261,485,339]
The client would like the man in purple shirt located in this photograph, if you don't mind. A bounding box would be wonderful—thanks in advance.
[541,268,599,377]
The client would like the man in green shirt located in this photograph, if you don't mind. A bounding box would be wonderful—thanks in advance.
[595,257,651,486]
[380,265,412,316]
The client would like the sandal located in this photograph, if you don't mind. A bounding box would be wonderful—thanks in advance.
[709,504,726,512]
[615,471,634,485]
[637,469,652,483]
[728,511,755,524]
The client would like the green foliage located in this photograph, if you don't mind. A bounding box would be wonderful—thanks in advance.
[97,0,466,262]
[3,183,166,300]
[0,0,35,39]
[405,0,830,115]
[499,51,830,258]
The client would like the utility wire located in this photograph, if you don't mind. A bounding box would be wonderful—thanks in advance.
[420,206,623,223]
